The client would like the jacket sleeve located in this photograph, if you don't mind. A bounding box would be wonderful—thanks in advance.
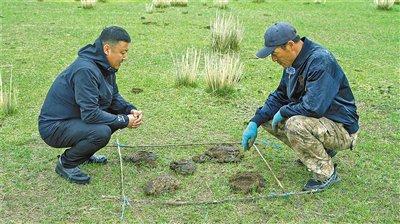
[280,57,340,118]
[109,75,136,115]
[250,72,290,127]
[73,69,129,129]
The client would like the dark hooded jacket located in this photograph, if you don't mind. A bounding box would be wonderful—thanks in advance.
[251,37,359,134]
[38,38,135,139]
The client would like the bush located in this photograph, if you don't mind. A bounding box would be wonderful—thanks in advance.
[211,14,244,53]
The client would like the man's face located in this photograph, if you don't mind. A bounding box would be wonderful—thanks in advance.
[270,42,296,68]
[104,41,130,69]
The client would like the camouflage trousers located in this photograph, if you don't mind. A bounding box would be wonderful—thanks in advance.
[262,115,358,181]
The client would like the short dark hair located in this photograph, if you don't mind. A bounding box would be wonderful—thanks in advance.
[99,26,131,46]
[279,35,301,49]
[292,35,301,43]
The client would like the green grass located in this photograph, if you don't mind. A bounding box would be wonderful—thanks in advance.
[1,0,399,222]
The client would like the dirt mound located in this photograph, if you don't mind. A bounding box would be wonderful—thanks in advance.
[144,174,180,196]
[170,159,196,175]
[229,172,266,194]
[192,145,243,163]
[123,150,157,167]
[131,87,143,94]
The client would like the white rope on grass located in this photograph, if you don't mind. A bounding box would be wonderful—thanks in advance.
[116,131,130,221]
[253,143,285,191]
[104,140,321,208]
[101,189,321,206]
[107,141,241,149]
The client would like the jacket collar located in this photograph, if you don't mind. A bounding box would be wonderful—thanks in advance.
[292,37,312,69]
[78,38,117,76]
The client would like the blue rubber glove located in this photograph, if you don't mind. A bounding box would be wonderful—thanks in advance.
[241,121,258,151]
[271,111,284,132]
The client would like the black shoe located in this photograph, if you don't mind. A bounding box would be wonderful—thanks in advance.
[55,158,90,184]
[326,149,337,158]
[86,154,108,164]
[296,149,337,166]
[303,164,340,191]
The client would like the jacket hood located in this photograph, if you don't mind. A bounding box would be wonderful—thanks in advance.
[77,38,117,75]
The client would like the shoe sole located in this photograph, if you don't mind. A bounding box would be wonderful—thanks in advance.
[55,165,90,185]
[302,174,341,191]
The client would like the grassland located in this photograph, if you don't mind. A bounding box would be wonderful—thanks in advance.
[1,0,399,223]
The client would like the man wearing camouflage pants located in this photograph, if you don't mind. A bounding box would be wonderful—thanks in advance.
[242,22,359,191]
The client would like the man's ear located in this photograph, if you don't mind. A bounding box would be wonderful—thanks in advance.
[103,43,111,56]
[287,40,296,51]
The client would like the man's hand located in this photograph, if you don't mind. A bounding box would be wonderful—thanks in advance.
[241,121,258,151]
[130,109,143,119]
[127,111,143,128]
[271,110,284,132]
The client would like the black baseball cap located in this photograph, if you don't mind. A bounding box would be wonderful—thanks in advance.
[256,22,298,58]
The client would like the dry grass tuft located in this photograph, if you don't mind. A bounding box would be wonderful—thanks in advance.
[145,2,155,13]
[0,66,18,115]
[81,0,96,9]
[172,48,202,87]
[204,52,243,95]
[214,0,229,9]
[153,0,171,8]
[171,0,188,7]
[211,14,244,53]
[374,0,395,9]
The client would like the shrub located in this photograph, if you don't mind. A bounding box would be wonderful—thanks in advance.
[211,14,244,53]
[204,52,243,96]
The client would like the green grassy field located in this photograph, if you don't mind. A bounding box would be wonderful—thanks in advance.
[1,0,399,223]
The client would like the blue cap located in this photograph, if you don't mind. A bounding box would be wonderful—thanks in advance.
[256,22,298,58]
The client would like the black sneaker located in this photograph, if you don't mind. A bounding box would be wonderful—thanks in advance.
[85,154,108,164]
[303,164,340,191]
[326,149,337,158]
[55,158,90,184]
[296,149,337,166]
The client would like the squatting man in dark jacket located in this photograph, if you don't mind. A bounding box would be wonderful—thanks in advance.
[242,22,359,191]
[38,26,142,184]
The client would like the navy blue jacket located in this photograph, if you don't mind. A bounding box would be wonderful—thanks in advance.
[38,38,136,139]
[251,37,359,134]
